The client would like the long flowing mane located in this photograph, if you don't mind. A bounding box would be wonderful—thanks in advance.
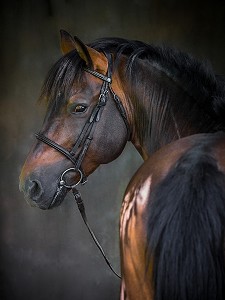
[90,37,225,124]
[41,37,225,136]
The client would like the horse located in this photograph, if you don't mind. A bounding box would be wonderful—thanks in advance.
[19,30,225,300]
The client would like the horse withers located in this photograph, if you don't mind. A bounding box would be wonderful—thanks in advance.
[20,30,225,300]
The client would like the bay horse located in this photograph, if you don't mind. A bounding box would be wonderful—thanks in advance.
[19,30,225,300]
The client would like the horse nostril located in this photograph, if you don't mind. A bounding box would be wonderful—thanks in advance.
[27,179,43,202]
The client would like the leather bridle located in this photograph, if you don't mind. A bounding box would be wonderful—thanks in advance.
[35,54,130,189]
[35,54,129,279]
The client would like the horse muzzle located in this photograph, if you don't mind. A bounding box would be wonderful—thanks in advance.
[19,174,66,209]
[19,159,75,209]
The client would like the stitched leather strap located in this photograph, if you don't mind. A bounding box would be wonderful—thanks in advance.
[72,187,121,279]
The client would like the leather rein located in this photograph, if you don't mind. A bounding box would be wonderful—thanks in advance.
[35,54,130,279]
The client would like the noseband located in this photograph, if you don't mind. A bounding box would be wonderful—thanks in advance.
[35,54,130,188]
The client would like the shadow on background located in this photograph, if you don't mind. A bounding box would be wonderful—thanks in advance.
[1,1,225,299]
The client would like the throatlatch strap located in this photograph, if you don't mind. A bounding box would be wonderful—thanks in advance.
[72,187,121,279]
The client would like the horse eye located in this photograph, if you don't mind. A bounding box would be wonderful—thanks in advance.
[73,104,87,114]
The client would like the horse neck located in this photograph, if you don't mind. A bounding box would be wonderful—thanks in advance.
[120,60,219,160]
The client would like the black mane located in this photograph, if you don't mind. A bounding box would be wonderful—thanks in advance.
[89,37,225,123]
[40,50,85,110]
[41,36,225,125]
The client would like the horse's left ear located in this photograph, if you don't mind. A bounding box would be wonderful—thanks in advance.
[60,30,107,72]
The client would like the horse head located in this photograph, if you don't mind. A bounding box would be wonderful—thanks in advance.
[19,30,129,209]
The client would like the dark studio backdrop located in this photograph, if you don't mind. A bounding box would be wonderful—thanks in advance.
[1,1,225,299]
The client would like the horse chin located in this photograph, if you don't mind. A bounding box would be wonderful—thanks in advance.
[48,185,69,209]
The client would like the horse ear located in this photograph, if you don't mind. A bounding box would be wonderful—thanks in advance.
[60,30,92,68]
[73,36,108,72]
[60,30,107,71]
[73,35,93,68]
[60,30,77,55]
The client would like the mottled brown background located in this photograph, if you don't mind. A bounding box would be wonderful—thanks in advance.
[1,1,225,299]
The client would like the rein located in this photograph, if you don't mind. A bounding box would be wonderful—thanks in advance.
[35,54,129,279]
[72,187,121,279]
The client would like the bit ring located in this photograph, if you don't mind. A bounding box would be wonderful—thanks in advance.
[59,168,83,188]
